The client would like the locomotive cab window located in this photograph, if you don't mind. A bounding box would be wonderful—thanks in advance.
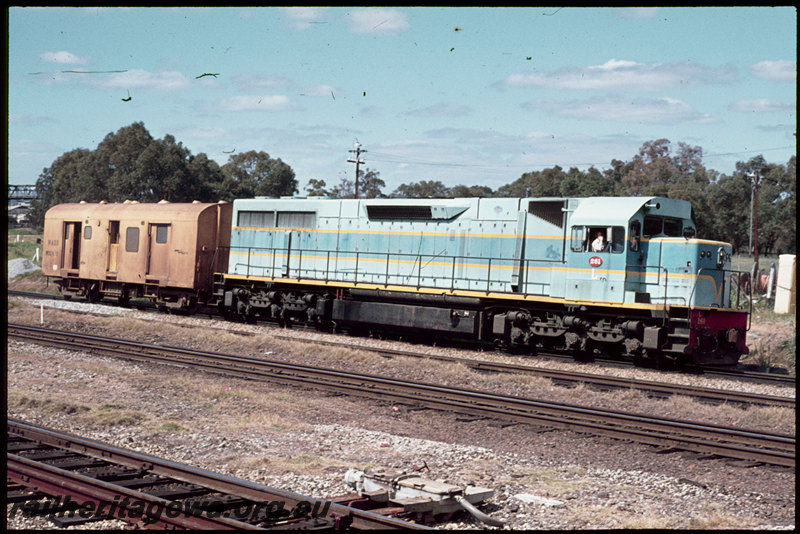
[629,220,641,251]
[571,226,624,253]
[643,216,662,237]
[83,225,92,240]
[570,226,585,252]
[663,218,682,237]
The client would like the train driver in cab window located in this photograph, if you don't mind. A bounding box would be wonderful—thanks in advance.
[591,230,607,252]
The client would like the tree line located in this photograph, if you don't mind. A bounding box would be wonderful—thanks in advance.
[28,122,795,255]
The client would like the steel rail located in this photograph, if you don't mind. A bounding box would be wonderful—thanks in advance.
[8,324,795,467]
[272,334,795,409]
[7,453,259,530]
[7,418,428,530]
[10,288,796,388]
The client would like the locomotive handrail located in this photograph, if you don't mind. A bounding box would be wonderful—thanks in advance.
[727,268,754,331]
[687,267,725,309]
[226,245,521,295]
[624,263,669,323]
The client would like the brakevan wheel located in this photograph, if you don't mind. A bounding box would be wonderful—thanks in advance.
[85,285,102,303]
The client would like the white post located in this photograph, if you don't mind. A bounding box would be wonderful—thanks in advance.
[766,263,776,299]
[40,303,44,325]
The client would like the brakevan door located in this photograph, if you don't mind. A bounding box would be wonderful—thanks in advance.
[107,221,120,272]
[146,223,170,281]
[63,222,81,271]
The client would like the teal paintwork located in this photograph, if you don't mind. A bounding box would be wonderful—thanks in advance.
[227,195,732,309]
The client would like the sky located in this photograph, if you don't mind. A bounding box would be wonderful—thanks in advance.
[7,6,797,196]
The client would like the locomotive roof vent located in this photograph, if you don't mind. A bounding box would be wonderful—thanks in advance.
[528,200,566,228]
[367,205,433,220]
[366,204,468,221]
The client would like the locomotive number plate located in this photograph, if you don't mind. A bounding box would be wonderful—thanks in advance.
[589,256,603,267]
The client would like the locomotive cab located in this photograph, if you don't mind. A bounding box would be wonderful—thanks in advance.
[559,196,746,365]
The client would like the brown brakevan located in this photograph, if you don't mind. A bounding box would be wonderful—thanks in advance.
[42,201,232,310]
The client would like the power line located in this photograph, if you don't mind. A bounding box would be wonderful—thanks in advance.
[366,145,795,172]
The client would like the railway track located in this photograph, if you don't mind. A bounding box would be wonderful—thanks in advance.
[7,419,425,530]
[8,290,795,409]
[7,323,795,468]
[273,334,795,409]
[9,289,795,388]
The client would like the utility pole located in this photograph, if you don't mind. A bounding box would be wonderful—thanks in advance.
[347,140,366,198]
[747,171,761,285]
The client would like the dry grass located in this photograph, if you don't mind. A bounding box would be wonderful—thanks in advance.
[7,391,147,427]
[566,504,755,529]
[233,452,352,476]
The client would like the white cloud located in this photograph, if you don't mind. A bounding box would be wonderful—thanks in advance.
[232,74,292,91]
[96,69,192,91]
[506,59,737,92]
[403,103,472,118]
[345,8,409,35]
[9,114,57,126]
[302,85,338,97]
[524,96,716,124]
[615,8,659,19]
[749,60,796,82]
[219,94,293,112]
[729,99,796,113]
[39,50,89,65]
[280,7,328,30]
[178,126,231,141]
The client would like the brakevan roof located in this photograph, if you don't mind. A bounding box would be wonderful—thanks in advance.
[45,202,226,223]
[568,196,692,227]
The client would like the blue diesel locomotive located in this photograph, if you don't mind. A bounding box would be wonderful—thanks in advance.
[217,195,749,366]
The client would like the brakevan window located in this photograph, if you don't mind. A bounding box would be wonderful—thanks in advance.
[155,224,168,243]
[83,225,92,239]
[125,227,139,252]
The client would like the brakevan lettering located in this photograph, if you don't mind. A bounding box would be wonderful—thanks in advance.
[8,495,332,525]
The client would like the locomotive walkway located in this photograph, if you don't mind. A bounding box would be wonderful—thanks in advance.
[8,324,795,468]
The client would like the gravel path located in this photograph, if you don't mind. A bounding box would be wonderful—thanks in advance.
[6,297,796,530]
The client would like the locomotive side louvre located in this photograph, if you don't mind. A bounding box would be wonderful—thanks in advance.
[43,201,232,307]
[221,195,748,366]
